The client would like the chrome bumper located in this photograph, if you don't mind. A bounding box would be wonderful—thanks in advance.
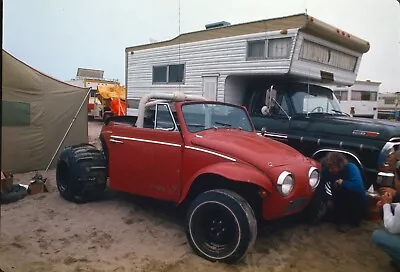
[377,172,395,187]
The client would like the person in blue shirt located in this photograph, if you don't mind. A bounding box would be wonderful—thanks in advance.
[320,152,367,228]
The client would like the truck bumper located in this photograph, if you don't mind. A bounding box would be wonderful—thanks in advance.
[376,171,395,187]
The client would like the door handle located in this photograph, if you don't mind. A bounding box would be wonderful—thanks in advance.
[110,139,124,144]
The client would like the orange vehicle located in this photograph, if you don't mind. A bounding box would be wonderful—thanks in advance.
[94,85,126,121]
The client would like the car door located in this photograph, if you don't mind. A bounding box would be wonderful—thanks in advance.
[249,90,291,144]
[108,103,183,202]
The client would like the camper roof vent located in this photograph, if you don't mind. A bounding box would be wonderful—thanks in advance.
[205,21,231,29]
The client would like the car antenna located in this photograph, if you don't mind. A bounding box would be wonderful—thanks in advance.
[178,0,181,94]
[306,69,310,118]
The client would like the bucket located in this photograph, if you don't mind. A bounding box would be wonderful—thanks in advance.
[365,191,381,221]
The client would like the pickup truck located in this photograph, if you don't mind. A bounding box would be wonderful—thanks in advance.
[56,92,321,263]
[243,81,400,189]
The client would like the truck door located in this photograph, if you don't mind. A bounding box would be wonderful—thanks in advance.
[248,90,291,144]
[108,103,183,202]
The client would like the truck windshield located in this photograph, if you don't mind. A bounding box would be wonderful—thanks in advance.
[289,85,342,115]
[181,103,253,133]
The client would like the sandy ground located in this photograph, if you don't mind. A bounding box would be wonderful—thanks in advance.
[0,121,393,272]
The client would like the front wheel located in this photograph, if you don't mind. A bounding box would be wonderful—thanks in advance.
[186,189,257,264]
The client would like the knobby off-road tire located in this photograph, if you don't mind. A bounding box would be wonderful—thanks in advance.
[56,144,107,203]
[186,189,257,264]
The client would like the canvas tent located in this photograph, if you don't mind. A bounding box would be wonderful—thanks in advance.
[2,49,89,173]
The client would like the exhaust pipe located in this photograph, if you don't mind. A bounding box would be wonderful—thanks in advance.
[135,92,206,128]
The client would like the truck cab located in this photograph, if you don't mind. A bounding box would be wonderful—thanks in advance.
[243,80,400,188]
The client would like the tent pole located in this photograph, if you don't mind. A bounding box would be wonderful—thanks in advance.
[44,87,92,173]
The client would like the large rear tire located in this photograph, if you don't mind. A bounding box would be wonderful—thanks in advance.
[56,144,107,203]
[186,189,257,264]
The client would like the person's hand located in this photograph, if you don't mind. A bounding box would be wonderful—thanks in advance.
[379,187,396,197]
[376,200,383,208]
[336,179,343,186]
[381,192,393,205]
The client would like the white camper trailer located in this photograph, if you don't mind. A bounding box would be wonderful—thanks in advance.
[330,80,381,119]
[125,13,370,115]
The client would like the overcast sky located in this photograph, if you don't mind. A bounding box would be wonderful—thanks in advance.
[3,0,400,92]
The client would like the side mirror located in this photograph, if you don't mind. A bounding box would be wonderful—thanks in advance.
[261,85,277,116]
[260,127,267,136]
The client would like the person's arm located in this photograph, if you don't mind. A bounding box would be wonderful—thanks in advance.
[340,164,364,193]
[383,203,400,234]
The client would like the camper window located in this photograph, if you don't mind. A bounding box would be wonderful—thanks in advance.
[351,90,378,101]
[267,38,292,59]
[152,64,185,84]
[168,64,184,83]
[247,40,265,59]
[334,90,348,101]
[153,66,167,83]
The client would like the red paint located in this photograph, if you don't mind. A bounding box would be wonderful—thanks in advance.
[101,101,320,221]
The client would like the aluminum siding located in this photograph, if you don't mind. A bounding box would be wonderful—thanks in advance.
[289,32,363,85]
[127,30,298,103]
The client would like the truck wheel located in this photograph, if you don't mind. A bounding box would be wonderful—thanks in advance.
[302,179,330,224]
[56,144,107,203]
[186,189,257,264]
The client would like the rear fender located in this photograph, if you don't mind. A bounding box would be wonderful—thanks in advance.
[178,162,273,204]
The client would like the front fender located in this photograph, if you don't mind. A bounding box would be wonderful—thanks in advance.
[178,162,274,204]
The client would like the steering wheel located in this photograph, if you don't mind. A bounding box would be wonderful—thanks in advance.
[311,106,324,113]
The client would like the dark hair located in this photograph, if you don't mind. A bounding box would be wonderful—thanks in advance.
[322,152,348,170]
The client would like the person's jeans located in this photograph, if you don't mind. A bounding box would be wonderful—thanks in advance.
[372,229,400,266]
[332,186,365,226]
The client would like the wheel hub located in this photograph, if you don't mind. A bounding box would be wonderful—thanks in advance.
[208,219,228,243]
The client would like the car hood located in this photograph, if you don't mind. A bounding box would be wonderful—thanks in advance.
[190,129,306,170]
[295,115,400,141]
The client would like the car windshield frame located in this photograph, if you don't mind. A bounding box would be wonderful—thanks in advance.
[181,102,254,133]
[288,85,343,115]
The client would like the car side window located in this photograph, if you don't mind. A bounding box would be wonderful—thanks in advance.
[250,91,289,117]
[155,104,176,131]
[250,91,266,117]
[273,95,289,116]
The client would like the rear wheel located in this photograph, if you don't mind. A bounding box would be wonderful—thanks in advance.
[56,144,107,203]
[186,189,257,264]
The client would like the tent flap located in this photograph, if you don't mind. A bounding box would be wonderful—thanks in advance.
[2,100,31,126]
[1,49,89,173]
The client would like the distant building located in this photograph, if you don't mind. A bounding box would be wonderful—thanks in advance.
[377,92,400,120]
[65,68,121,118]
[66,67,120,92]
[329,80,380,119]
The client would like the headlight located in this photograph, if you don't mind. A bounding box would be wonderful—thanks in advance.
[308,167,320,190]
[277,171,294,196]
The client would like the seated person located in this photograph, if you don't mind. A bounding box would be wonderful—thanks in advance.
[380,150,400,203]
[371,190,400,271]
[320,152,367,228]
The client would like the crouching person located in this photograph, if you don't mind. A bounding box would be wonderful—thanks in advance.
[321,152,367,228]
[372,158,400,270]
[379,150,400,203]
[371,192,400,271]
